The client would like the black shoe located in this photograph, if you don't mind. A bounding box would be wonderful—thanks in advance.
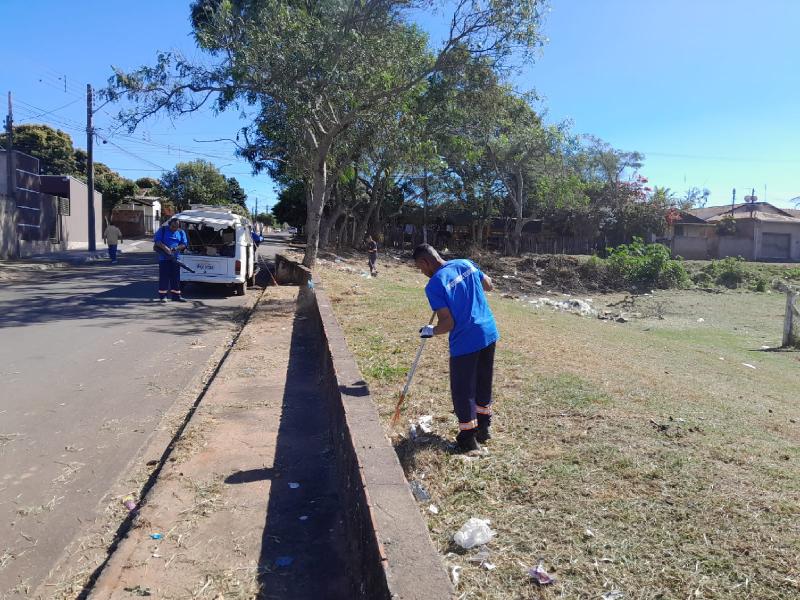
[476,425,492,444]
[456,430,481,453]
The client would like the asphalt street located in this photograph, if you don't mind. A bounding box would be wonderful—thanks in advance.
[0,234,287,597]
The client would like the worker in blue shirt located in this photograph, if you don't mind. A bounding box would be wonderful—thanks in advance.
[413,244,499,452]
[153,218,189,303]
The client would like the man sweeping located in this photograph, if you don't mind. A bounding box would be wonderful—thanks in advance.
[413,244,498,452]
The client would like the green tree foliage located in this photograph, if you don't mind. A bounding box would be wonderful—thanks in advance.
[226,176,247,207]
[93,162,138,213]
[158,160,232,210]
[104,0,548,266]
[135,177,161,190]
[12,124,78,175]
[272,181,306,228]
[255,212,276,227]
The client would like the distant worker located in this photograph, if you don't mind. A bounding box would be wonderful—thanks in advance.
[103,222,123,264]
[366,234,378,276]
[413,244,498,452]
[153,218,188,303]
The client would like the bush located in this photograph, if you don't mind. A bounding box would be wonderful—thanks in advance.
[606,238,690,289]
[699,256,748,289]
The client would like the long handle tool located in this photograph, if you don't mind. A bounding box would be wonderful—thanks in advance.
[390,312,436,427]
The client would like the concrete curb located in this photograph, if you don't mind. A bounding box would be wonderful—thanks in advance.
[305,285,454,599]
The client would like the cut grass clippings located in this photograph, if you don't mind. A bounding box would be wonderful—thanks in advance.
[317,253,800,600]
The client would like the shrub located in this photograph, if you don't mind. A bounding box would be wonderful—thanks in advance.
[606,238,690,289]
[700,256,748,289]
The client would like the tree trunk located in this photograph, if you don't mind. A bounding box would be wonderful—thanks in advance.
[320,205,345,248]
[303,137,333,269]
[353,173,384,247]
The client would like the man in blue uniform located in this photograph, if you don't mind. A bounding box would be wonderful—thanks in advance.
[413,244,498,452]
[154,218,189,303]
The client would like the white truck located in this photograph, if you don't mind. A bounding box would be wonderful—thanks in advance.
[172,207,257,295]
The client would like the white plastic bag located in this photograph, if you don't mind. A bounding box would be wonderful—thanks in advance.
[453,518,495,549]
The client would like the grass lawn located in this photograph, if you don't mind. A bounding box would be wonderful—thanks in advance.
[313,251,800,599]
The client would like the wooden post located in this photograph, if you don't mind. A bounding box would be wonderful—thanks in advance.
[783,290,798,347]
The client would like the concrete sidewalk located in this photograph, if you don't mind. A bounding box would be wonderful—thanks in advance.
[87,284,354,599]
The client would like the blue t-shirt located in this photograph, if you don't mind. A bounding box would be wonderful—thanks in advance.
[424,259,499,357]
[154,226,188,261]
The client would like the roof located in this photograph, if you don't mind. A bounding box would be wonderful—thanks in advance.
[688,202,800,224]
[123,195,162,206]
[173,207,249,229]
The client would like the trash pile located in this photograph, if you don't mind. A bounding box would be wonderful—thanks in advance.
[525,296,597,317]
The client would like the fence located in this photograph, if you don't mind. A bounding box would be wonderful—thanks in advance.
[783,289,799,348]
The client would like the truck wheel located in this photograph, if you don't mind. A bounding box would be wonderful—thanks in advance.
[236,282,246,296]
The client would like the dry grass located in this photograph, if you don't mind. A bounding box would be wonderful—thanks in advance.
[316,254,800,599]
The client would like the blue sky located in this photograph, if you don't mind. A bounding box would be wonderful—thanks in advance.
[2,0,798,211]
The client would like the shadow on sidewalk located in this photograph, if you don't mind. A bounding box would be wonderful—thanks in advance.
[253,295,354,599]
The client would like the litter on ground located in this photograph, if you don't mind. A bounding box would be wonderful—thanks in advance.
[528,562,556,585]
[288,482,300,489]
[410,480,431,502]
[453,518,495,549]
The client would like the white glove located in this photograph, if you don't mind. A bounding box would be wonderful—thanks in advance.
[419,325,434,338]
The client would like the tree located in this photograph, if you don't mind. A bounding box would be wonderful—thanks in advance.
[272,181,307,228]
[680,186,710,209]
[226,177,247,207]
[12,124,78,175]
[104,0,548,267]
[93,162,138,213]
[158,160,231,210]
[135,177,161,190]
[255,212,276,227]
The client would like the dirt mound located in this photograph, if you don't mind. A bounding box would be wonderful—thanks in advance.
[473,252,612,295]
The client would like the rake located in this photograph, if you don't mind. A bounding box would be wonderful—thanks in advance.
[390,312,436,427]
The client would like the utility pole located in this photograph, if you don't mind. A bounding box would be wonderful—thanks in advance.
[86,84,96,251]
[731,188,735,213]
[4,92,14,201]
[5,92,18,257]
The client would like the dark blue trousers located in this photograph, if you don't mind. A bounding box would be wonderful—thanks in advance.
[449,342,496,431]
[158,261,181,299]
[108,245,118,261]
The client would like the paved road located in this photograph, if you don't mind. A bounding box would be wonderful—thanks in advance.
[0,234,288,597]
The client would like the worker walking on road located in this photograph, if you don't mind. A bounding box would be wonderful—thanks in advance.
[103,222,123,264]
[153,218,188,303]
[413,244,498,452]
[366,235,378,276]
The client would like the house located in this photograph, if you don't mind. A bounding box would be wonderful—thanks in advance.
[671,202,800,261]
[111,195,163,237]
[39,175,103,250]
[0,150,102,258]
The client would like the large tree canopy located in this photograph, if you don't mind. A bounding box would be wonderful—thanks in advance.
[104,0,548,266]
[12,124,78,176]
[158,159,236,210]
